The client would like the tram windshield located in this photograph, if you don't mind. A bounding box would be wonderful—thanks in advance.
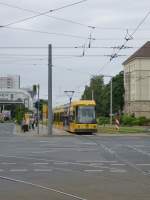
[77,106,96,124]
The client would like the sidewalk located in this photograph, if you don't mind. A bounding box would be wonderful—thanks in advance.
[14,124,70,136]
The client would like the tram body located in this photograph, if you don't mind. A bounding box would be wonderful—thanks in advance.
[53,100,97,133]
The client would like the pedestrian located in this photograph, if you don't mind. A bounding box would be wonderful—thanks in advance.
[21,119,26,132]
[35,117,38,127]
[31,118,35,130]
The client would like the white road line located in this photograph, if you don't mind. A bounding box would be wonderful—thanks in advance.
[31,150,57,154]
[79,143,96,145]
[128,145,150,157]
[1,162,16,165]
[98,144,149,175]
[110,169,127,173]
[34,169,52,172]
[134,145,145,147]
[77,149,97,152]
[136,163,150,166]
[0,154,116,168]
[0,175,87,200]
[84,169,103,172]
[76,160,117,163]
[32,163,49,165]
[111,163,126,166]
[54,162,69,165]
[10,169,28,172]
[101,144,115,154]
[89,163,104,166]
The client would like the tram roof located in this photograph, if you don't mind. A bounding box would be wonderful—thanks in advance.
[53,100,96,112]
[71,100,96,106]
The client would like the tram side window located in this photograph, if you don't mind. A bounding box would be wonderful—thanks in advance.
[60,112,64,122]
[54,113,56,122]
[69,110,75,122]
[56,113,59,122]
[58,113,60,122]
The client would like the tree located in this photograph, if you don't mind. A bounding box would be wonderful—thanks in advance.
[81,71,124,117]
[111,71,124,114]
[81,75,105,116]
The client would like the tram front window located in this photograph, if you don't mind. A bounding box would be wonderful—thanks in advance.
[77,106,96,124]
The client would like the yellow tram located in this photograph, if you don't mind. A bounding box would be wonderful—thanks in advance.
[53,100,97,133]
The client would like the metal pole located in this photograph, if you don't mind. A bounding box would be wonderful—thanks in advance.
[37,84,40,134]
[48,44,52,136]
[69,97,72,121]
[92,90,94,100]
[110,78,113,125]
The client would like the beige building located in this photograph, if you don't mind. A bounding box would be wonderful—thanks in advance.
[123,41,150,118]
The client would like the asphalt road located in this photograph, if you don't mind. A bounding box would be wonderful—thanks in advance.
[0,123,150,200]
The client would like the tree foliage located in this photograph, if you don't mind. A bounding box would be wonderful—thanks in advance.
[81,71,124,117]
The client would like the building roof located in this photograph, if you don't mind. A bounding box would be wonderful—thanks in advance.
[123,41,150,65]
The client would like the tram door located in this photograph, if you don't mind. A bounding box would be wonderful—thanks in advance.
[63,110,69,131]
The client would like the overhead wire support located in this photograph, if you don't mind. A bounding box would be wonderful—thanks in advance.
[125,29,133,41]
[108,10,150,63]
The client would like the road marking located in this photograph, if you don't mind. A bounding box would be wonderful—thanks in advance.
[89,163,104,166]
[77,149,97,152]
[77,160,117,163]
[98,144,150,175]
[110,169,127,173]
[101,144,115,154]
[54,161,69,165]
[0,154,117,170]
[34,169,52,172]
[0,175,87,200]
[32,163,49,165]
[128,145,150,157]
[134,145,145,147]
[111,163,126,166]
[136,163,150,166]
[79,143,96,145]
[31,150,57,154]
[1,162,16,165]
[84,169,103,172]
[10,169,28,172]
[0,169,4,172]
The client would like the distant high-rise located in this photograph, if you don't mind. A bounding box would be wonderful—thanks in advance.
[0,75,20,89]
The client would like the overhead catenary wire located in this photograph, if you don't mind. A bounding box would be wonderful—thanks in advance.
[95,9,150,75]
[1,1,150,32]
[0,53,128,57]
[110,10,150,62]
[0,0,87,27]
[1,26,137,41]
[0,45,134,49]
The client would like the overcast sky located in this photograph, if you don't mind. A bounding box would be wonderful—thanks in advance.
[0,0,150,106]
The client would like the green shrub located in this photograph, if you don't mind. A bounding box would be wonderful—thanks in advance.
[121,115,135,126]
[137,116,149,126]
[121,115,150,126]
[97,117,110,125]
